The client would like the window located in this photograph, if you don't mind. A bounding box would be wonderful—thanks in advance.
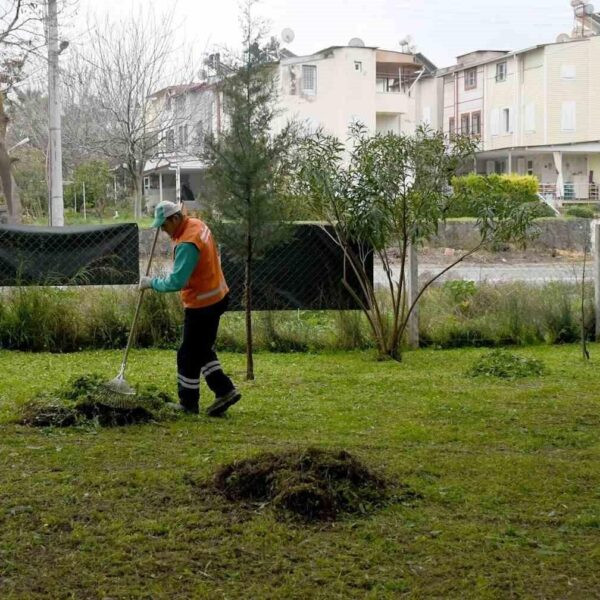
[195,120,204,145]
[464,67,477,90]
[178,124,188,147]
[527,160,534,176]
[561,101,576,131]
[496,62,507,82]
[471,111,481,135]
[561,65,576,80]
[354,61,362,72]
[449,116,455,135]
[524,102,535,132]
[422,106,431,125]
[302,65,317,94]
[175,95,185,113]
[166,129,175,152]
[461,113,470,135]
[502,108,512,133]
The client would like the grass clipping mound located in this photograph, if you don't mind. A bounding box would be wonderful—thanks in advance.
[211,448,414,521]
[468,349,545,379]
[20,374,173,427]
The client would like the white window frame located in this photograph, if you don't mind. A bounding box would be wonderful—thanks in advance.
[496,62,507,82]
[502,107,513,134]
[464,67,477,90]
[302,64,317,95]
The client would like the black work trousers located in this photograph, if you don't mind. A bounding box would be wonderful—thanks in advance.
[177,294,235,410]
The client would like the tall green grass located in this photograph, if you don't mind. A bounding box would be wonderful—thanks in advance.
[0,280,594,353]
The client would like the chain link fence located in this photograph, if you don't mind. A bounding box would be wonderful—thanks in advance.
[0,223,139,286]
[1,222,372,310]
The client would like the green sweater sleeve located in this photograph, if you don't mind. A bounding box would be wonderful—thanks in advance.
[151,243,199,293]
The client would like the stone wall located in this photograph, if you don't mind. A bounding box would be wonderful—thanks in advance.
[428,218,591,251]
[138,218,594,255]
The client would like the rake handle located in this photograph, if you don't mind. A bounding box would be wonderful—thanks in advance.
[118,226,161,376]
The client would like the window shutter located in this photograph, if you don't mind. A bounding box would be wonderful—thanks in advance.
[561,101,576,131]
[524,102,535,132]
[491,109,500,136]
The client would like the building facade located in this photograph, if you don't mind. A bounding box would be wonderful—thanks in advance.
[276,45,435,139]
[423,35,600,202]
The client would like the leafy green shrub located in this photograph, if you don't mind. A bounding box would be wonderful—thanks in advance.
[566,206,595,219]
[448,174,546,219]
[468,349,545,379]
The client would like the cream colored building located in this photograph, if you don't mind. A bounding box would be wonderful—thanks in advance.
[276,45,436,139]
[424,34,600,202]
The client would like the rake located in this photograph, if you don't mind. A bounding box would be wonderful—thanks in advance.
[102,226,161,403]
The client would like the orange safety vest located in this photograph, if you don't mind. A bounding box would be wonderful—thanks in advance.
[172,217,229,309]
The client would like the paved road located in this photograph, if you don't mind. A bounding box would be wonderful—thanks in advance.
[374,261,587,285]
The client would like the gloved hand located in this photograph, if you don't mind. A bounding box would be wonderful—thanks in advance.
[139,276,153,290]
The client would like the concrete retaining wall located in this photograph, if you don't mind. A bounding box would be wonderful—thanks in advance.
[428,218,591,251]
[138,218,592,255]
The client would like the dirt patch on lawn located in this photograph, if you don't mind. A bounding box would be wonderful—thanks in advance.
[19,374,174,427]
[205,448,419,521]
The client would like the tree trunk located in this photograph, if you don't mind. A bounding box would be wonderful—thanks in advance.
[245,230,254,380]
[134,175,143,219]
[0,94,20,222]
[8,173,22,224]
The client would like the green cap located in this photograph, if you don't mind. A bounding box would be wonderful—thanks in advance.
[152,201,180,228]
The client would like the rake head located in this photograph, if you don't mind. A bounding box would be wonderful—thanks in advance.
[104,374,136,396]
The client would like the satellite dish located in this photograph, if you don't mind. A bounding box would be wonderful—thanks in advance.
[556,33,571,42]
[584,3,595,14]
[348,37,365,47]
[281,28,295,44]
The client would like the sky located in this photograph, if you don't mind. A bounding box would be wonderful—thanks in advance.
[69,0,577,70]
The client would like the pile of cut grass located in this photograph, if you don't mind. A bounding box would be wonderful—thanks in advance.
[209,447,417,521]
[468,348,545,379]
[19,374,174,427]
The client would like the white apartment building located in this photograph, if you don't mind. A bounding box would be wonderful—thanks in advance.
[143,82,220,210]
[419,22,600,202]
[142,44,436,210]
[276,45,436,139]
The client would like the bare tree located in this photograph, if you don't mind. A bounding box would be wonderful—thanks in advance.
[0,0,42,221]
[1,0,75,222]
[77,9,195,218]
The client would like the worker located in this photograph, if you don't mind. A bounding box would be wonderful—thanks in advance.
[139,200,241,417]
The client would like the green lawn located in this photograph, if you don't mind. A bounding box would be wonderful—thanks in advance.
[0,346,599,599]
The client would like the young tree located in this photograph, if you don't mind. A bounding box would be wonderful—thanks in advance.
[296,125,546,361]
[202,0,298,380]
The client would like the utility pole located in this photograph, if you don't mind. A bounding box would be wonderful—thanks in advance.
[47,0,64,226]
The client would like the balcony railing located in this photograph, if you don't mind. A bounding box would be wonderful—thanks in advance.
[376,76,410,94]
[539,183,600,202]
